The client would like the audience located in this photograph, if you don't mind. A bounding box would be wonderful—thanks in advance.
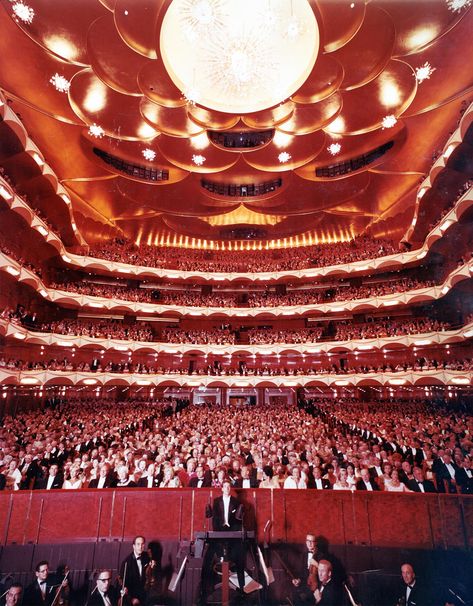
[0,397,471,495]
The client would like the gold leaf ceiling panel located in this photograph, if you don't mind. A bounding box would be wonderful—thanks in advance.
[0,0,471,245]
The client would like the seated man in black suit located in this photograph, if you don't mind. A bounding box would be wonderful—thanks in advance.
[120,536,150,605]
[407,467,437,493]
[397,563,429,606]
[455,458,473,494]
[23,561,55,606]
[356,468,379,492]
[1,583,23,606]
[313,560,343,606]
[34,464,63,490]
[88,463,115,489]
[86,569,120,606]
[188,464,212,488]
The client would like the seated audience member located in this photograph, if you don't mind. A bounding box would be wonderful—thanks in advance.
[407,467,437,493]
[356,468,379,492]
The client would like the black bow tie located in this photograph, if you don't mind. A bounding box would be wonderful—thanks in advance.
[136,555,141,560]
[40,581,46,586]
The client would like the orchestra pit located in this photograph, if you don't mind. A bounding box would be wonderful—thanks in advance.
[1,1,473,605]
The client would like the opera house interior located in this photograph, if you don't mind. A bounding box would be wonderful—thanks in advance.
[0,0,473,604]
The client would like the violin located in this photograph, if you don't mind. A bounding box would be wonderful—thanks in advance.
[307,559,319,593]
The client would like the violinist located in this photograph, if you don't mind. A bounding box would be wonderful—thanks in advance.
[313,560,343,606]
[86,570,119,606]
[143,542,162,606]
[291,534,319,605]
[120,536,150,606]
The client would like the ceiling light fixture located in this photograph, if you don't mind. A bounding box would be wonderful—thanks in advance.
[446,0,472,12]
[12,2,34,24]
[192,154,206,166]
[278,151,291,163]
[88,124,105,138]
[415,62,436,83]
[382,115,397,129]
[327,142,341,156]
[49,74,71,93]
[142,148,156,161]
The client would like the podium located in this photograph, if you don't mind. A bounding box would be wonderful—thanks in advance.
[194,530,256,606]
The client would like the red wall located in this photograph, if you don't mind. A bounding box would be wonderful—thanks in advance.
[1,489,471,550]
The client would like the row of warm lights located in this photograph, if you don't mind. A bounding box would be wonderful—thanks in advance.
[138,228,355,249]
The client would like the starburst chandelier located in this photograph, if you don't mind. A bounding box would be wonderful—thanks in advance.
[142,149,156,161]
[327,143,341,156]
[415,62,436,84]
[382,115,397,129]
[192,154,206,166]
[446,0,472,12]
[49,74,71,93]
[88,124,105,138]
[278,152,292,163]
[12,2,34,24]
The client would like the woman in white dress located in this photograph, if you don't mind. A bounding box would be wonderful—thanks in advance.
[384,468,411,493]
[63,465,83,490]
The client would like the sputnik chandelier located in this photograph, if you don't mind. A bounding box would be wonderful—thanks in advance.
[160,0,319,114]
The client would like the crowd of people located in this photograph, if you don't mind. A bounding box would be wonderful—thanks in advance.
[0,397,471,497]
[47,273,439,309]
[86,235,398,273]
[1,355,472,376]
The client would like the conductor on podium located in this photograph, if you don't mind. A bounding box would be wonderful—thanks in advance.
[205,479,246,593]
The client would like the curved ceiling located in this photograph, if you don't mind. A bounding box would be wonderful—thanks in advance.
[0,0,472,246]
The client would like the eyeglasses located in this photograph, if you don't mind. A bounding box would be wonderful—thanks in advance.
[98,578,111,582]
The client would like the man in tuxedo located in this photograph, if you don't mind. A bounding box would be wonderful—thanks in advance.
[356,468,379,491]
[407,467,437,493]
[312,467,331,490]
[120,536,150,605]
[1,583,23,606]
[88,463,115,489]
[313,560,343,606]
[292,534,320,604]
[86,569,120,606]
[23,561,54,606]
[397,563,429,606]
[233,465,258,489]
[207,480,245,592]
[188,464,212,488]
[455,459,473,494]
[435,453,458,493]
[34,464,63,490]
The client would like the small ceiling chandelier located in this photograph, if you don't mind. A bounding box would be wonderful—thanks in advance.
[12,2,34,24]
[142,149,156,161]
[415,62,436,84]
[88,124,105,138]
[327,142,341,156]
[192,154,206,166]
[446,0,472,12]
[49,74,71,94]
[382,115,397,129]
[278,152,292,163]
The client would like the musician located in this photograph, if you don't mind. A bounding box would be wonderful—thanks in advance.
[292,534,320,605]
[1,583,22,606]
[119,536,150,606]
[23,561,54,606]
[396,563,429,606]
[313,560,343,605]
[86,570,120,606]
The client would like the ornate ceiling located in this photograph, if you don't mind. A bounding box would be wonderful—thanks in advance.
[0,0,472,247]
